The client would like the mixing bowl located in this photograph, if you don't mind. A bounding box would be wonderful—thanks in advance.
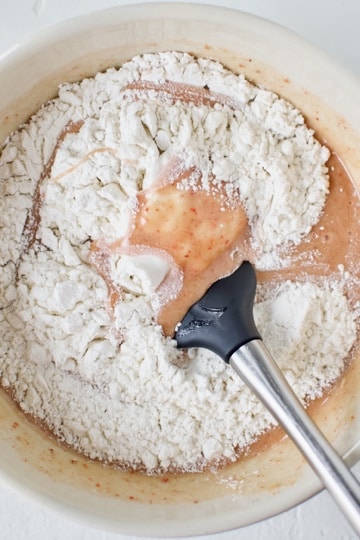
[0,3,359,536]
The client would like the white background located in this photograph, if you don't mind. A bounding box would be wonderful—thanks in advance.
[0,1,360,539]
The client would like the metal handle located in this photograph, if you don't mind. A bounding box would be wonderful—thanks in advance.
[230,339,360,535]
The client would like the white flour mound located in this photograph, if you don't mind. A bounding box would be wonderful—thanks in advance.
[0,52,356,473]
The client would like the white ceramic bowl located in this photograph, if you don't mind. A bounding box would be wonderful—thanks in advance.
[0,3,360,537]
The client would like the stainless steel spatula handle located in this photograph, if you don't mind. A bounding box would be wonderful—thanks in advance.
[230,339,360,535]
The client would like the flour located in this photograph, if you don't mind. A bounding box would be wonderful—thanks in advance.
[254,278,357,399]
[0,52,357,473]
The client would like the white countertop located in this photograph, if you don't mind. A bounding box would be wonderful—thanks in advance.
[0,1,359,539]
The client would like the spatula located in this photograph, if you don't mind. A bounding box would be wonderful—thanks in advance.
[175,261,360,534]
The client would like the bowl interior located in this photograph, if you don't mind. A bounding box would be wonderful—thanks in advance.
[0,3,360,537]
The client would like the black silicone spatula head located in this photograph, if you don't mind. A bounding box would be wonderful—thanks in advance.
[175,261,261,362]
